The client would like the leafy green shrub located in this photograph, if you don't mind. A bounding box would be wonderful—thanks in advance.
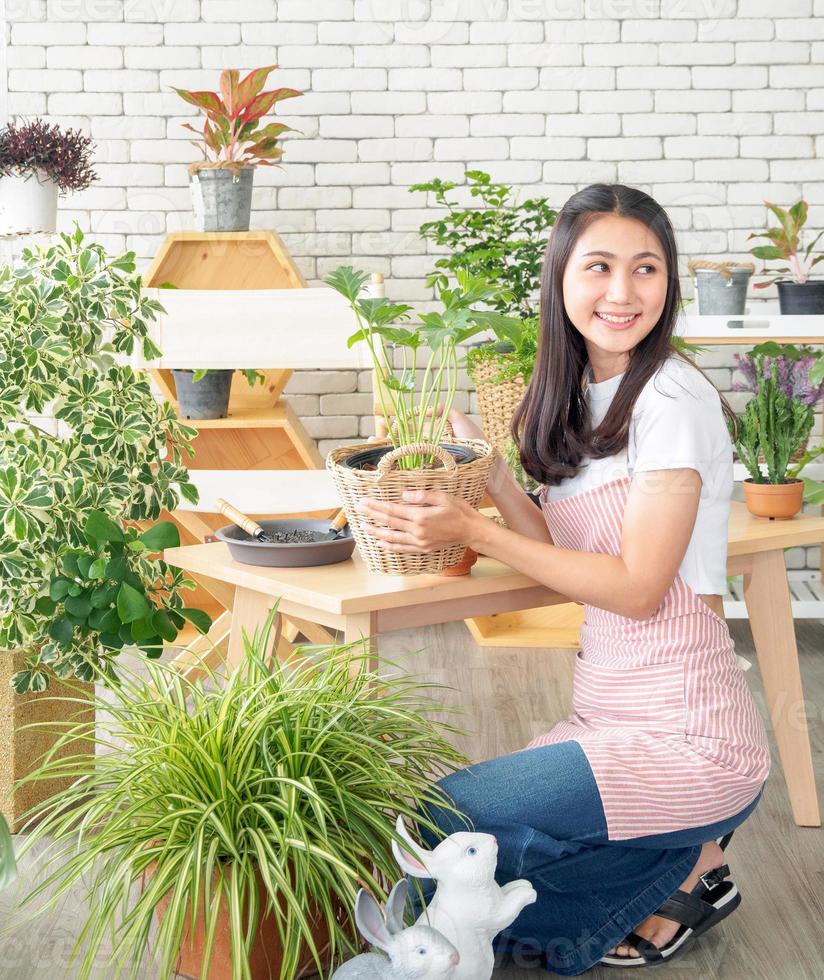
[0,227,206,691]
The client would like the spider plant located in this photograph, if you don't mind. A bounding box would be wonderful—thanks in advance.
[0,815,15,890]
[12,605,467,980]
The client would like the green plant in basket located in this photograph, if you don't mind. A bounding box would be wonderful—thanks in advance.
[12,605,467,980]
[0,226,208,691]
[324,265,522,469]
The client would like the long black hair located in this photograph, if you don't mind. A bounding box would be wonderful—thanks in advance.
[512,182,736,487]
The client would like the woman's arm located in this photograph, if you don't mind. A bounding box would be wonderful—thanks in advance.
[470,467,702,620]
[485,449,553,544]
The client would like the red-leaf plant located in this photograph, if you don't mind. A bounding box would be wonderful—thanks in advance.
[0,119,96,192]
[747,199,824,289]
[172,65,303,175]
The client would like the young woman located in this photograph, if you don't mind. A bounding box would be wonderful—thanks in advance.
[354,183,771,973]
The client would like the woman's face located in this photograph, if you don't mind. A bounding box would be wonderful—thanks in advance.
[561,214,669,379]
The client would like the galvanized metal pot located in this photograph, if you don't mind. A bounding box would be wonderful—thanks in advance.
[190,166,254,232]
[172,369,233,420]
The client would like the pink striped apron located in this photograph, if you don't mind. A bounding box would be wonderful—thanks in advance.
[527,474,771,841]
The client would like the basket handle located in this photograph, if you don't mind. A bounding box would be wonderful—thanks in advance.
[376,442,457,475]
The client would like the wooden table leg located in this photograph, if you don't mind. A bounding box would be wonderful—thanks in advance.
[743,549,821,827]
[343,611,379,675]
[226,589,293,671]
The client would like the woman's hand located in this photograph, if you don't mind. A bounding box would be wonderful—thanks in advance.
[358,405,490,552]
[355,488,483,553]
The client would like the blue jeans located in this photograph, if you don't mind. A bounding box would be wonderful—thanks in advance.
[414,740,764,976]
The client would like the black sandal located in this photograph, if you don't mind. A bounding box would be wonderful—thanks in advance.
[599,864,740,968]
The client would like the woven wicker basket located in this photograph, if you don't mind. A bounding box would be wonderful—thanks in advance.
[326,437,495,575]
[470,356,526,456]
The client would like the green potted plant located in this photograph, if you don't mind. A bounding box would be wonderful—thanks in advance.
[154,281,266,419]
[730,350,824,519]
[0,228,209,829]
[171,366,266,420]
[12,607,467,980]
[732,341,824,464]
[323,266,517,575]
[173,65,303,232]
[410,171,556,474]
[747,199,824,313]
[0,119,96,236]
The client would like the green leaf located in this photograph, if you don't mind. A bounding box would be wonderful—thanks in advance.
[116,582,151,624]
[64,594,92,619]
[49,577,73,601]
[179,606,212,635]
[152,609,179,643]
[85,511,124,546]
[49,616,74,647]
[34,595,56,616]
[130,616,158,642]
[89,558,108,579]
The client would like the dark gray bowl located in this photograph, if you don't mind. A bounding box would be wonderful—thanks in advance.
[215,520,355,567]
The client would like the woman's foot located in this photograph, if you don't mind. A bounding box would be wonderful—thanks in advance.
[606,841,725,959]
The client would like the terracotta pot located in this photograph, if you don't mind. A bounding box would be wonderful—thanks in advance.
[743,478,804,520]
[439,546,478,576]
[148,860,350,980]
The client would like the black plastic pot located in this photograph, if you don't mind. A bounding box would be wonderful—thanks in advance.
[343,442,477,471]
[172,369,233,420]
[776,279,824,314]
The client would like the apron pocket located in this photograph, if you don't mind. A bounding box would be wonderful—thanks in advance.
[572,652,688,736]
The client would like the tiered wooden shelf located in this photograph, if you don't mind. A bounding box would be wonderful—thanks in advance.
[139,230,366,637]
[467,305,824,648]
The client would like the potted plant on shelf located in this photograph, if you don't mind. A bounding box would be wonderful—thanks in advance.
[0,228,209,830]
[12,607,467,980]
[153,281,266,418]
[732,341,824,463]
[323,266,519,575]
[747,199,824,313]
[171,366,266,420]
[0,119,97,237]
[730,350,824,519]
[687,258,755,315]
[172,65,303,232]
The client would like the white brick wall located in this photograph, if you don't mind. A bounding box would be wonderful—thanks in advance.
[3,2,824,566]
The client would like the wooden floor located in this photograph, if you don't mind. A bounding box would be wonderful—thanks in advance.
[3,619,823,979]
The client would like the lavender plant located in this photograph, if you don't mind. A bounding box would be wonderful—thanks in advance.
[733,342,824,408]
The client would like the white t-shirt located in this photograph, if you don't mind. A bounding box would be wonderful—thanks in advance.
[543,354,733,596]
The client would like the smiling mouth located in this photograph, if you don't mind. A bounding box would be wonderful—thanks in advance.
[594,312,641,329]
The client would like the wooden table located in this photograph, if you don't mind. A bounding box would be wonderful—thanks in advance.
[165,501,823,829]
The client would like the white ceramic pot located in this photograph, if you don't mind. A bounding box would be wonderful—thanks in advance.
[0,169,59,237]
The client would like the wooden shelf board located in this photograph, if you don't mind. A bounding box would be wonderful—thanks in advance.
[465,604,585,649]
[181,404,290,429]
[144,231,306,291]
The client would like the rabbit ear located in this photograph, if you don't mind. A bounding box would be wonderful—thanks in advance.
[354,889,391,953]
[392,815,433,879]
[384,878,409,934]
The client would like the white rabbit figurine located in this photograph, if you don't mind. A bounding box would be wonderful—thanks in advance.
[331,878,460,980]
[392,815,537,980]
